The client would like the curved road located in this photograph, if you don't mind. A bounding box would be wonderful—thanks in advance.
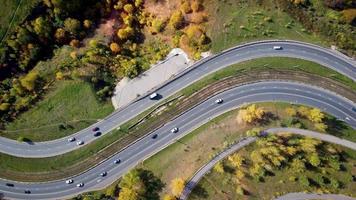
[0,81,355,199]
[179,128,356,200]
[0,40,355,158]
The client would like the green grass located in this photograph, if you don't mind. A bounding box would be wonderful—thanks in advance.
[0,0,40,42]
[181,57,356,96]
[1,80,114,141]
[205,0,326,52]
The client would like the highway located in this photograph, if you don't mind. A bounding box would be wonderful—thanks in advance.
[275,193,356,200]
[0,40,355,158]
[179,127,356,200]
[0,81,355,200]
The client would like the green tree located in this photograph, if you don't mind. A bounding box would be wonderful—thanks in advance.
[32,16,52,39]
[20,71,39,91]
[64,18,81,35]
[299,175,310,187]
[308,153,321,167]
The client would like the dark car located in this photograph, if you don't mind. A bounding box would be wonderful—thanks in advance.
[24,190,31,194]
[352,107,356,112]
[6,183,14,187]
[94,132,102,137]
[114,159,121,164]
[152,134,158,139]
[92,127,100,132]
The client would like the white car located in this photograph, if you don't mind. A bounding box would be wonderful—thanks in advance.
[215,99,223,104]
[76,140,84,146]
[171,127,179,133]
[76,183,84,187]
[273,46,282,50]
[68,137,75,142]
[65,179,73,184]
[149,93,158,99]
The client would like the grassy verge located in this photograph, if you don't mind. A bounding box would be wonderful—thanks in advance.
[182,57,356,96]
[205,0,326,52]
[189,138,356,200]
[0,0,40,42]
[1,80,114,141]
[139,103,355,196]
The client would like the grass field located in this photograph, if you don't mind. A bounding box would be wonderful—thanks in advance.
[1,80,114,141]
[0,0,40,43]
[189,141,356,200]
[205,0,326,52]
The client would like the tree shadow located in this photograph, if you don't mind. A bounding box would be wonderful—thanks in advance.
[138,169,165,200]
[190,184,208,199]
[256,112,279,126]
[325,117,348,138]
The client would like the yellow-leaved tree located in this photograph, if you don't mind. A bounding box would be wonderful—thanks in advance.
[170,178,186,197]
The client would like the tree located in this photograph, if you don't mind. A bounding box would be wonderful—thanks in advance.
[124,4,134,13]
[228,154,244,168]
[54,28,67,42]
[83,19,92,29]
[299,175,310,187]
[180,1,192,14]
[163,194,176,200]
[32,16,52,39]
[191,0,201,12]
[308,153,321,167]
[117,26,134,39]
[314,122,327,132]
[151,18,165,33]
[20,71,39,91]
[235,170,245,180]
[170,178,185,197]
[118,187,139,200]
[110,42,121,53]
[213,162,225,173]
[285,107,297,117]
[169,11,184,29]
[291,158,305,172]
[330,178,340,189]
[297,106,309,117]
[69,39,80,48]
[0,103,10,111]
[64,18,81,35]
[237,104,265,124]
[105,184,118,197]
[56,72,64,80]
[308,108,324,123]
[236,186,245,195]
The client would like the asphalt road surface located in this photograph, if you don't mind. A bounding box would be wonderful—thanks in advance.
[179,127,356,200]
[0,81,355,200]
[0,40,355,158]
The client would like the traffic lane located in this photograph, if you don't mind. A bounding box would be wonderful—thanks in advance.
[1,81,355,199]
[0,41,355,158]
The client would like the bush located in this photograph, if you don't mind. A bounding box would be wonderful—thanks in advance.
[299,175,310,187]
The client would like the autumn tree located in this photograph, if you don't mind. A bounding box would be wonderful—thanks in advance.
[180,0,192,14]
[32,16,52,39]
[213,162,225,173]
[118,187,139,200]
[117,26,134,40]
[20,71,39,91]
[170,178,185,197]
[110,42,121,53]
[163,194,176,200]
[308,108,324,123]
[83,19,93,29]
[285,107,297,117]
[237,104,265,124]
[228,154,244,168]
[169,11,184,29]
[124,4,134,13]
[191,0,201,12]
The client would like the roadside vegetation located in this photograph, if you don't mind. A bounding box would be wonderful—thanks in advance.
[1,57,354,141]
[74,102,355,200]
[189,135,356,200]
[206,0,355,55]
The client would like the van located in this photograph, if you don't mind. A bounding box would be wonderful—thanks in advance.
[149,93,158,99]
